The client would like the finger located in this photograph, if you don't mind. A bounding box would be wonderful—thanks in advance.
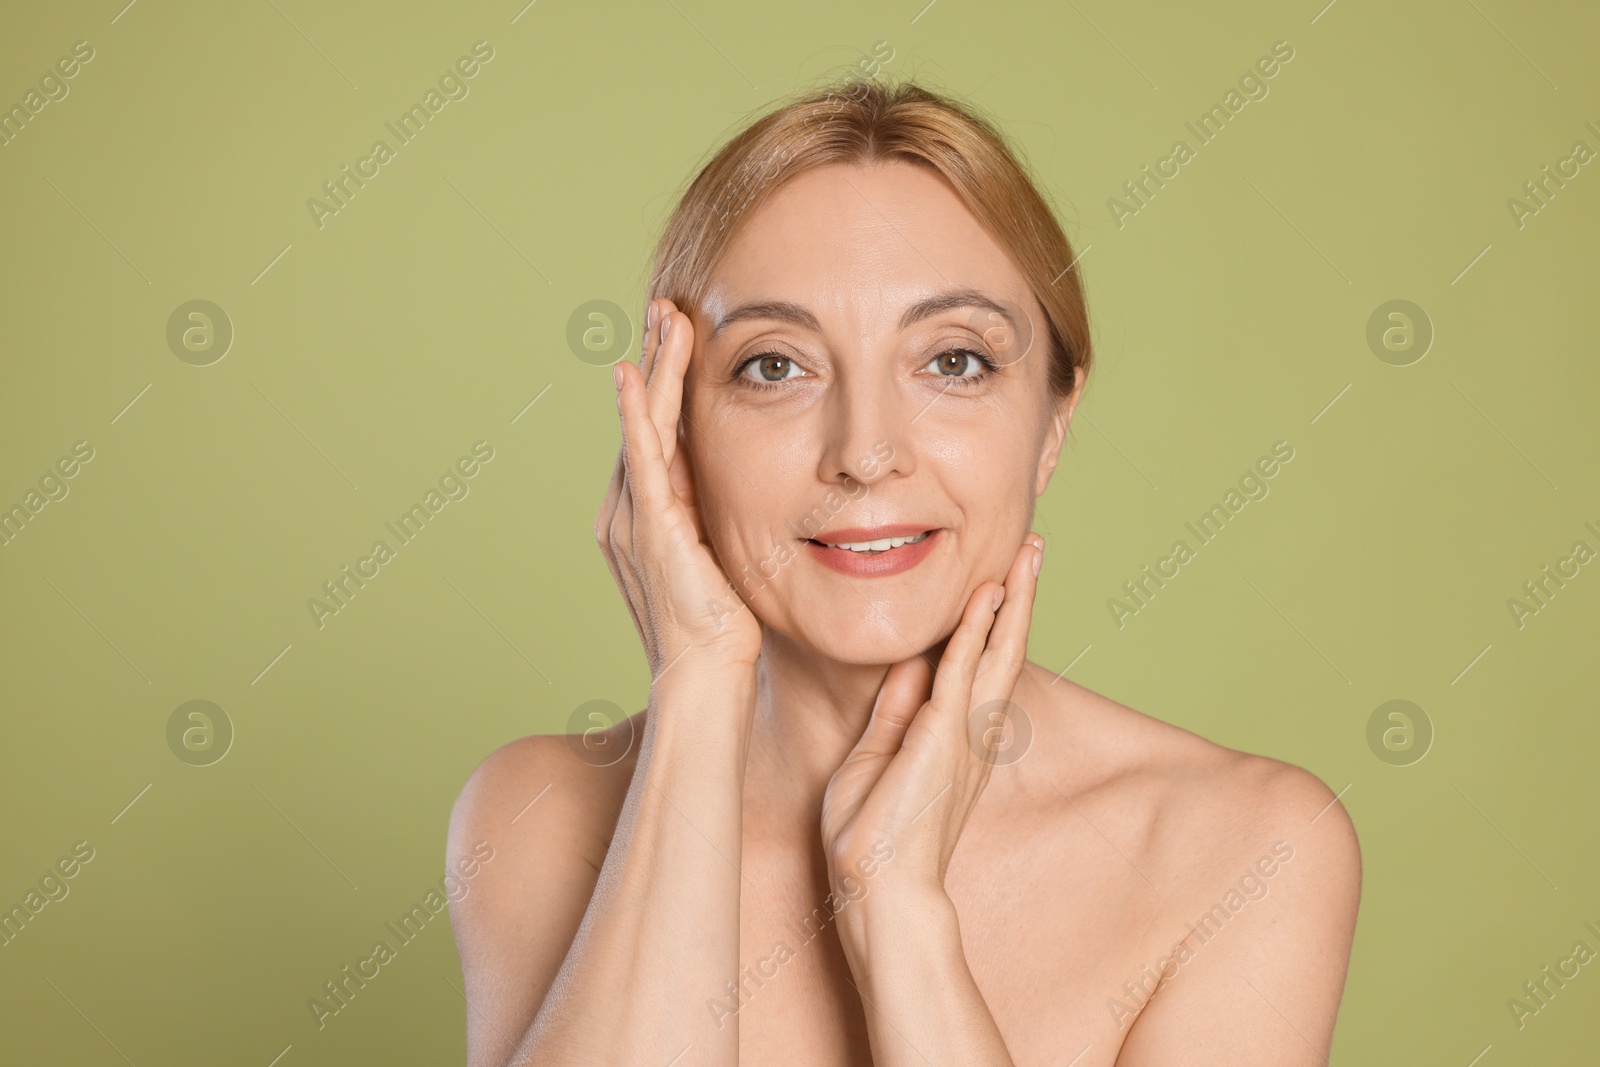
[610,451,637,559]
[598,436,626,535]
[606,510,651,652]
[641,299,664,368]
[597,347,642,553]
[595,454,621,548]
[640,298,673,391]
[633,301,666,470]
[599,474,649,657]
[605,404,655,653]
[973,535,1043,704]
[595,368,631,564]
[647,305,691,471]
[615,358,675,516]
[634,299,677,464]
[929,580,1005,716]
[599,386,642,585]
[850,656,935,759]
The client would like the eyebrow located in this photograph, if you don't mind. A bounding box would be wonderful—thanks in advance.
[709,287,1015,339]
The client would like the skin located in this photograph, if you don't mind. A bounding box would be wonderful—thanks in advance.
[447,161,1361,1065]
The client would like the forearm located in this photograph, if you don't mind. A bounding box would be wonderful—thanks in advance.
[521,661,756,1064]
[843,889,1015,1067]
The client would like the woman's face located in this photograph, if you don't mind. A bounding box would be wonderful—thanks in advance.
[681,160,1080,665]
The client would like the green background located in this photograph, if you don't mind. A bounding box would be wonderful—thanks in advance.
[2,0,1596,1062]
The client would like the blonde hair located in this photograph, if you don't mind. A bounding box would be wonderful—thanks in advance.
[646,77,1091,399]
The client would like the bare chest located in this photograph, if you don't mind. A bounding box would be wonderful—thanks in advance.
[731,827,1169,1066]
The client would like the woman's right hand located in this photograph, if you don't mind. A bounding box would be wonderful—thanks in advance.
[595,298,764,678]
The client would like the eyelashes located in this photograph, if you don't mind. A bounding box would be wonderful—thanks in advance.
[926,347,1002,385]
[732,346,1002,393]
[734,350,805,390]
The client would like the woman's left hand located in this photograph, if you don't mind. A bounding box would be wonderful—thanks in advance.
[819,532,1045,931]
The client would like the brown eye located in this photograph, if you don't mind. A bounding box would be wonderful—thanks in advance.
[928,349,984,377]
[741,352,804,384]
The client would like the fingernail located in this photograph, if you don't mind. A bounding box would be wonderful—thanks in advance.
[1032,546,1043,578]
[646,303,658,331]
[660,314,672,345]
[613,363,623,391]
[992,587,1005,612]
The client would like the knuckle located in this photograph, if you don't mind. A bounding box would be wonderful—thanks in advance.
[608,513,627,553]
[825,836,859,872]
[983,638,1017,667]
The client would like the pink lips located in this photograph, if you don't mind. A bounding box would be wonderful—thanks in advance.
[802,525,943,578]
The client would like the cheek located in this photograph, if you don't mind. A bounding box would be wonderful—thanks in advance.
[688,437,804,559]
[923,419,1038,502]
[692,467,753,560]
[922,421,1041,565]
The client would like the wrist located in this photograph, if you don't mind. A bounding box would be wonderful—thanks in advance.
[642,655,757,748]
[651,642,759,685]
[836,881,958,969]
[857,881,956,924]
[648,646,757,696]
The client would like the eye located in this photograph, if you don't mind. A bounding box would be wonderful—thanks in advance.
[923,347,998,383]
[737,351,808,387]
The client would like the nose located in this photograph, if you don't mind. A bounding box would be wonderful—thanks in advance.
[816,368,913,489]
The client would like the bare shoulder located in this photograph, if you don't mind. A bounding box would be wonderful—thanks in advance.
[1026,677,1363,1061]
[444,713,646,1063]
[448,711,646,879]
[1023,666,1360,896]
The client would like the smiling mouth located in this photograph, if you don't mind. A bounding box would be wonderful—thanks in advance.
[808,530,933,554]
[802,526,942,577]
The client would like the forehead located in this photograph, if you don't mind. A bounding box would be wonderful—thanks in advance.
[700,161,1032,330]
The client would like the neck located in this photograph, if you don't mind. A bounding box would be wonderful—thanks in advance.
[742,628,949,837]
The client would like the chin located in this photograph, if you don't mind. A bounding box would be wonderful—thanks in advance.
[768,591,958,666]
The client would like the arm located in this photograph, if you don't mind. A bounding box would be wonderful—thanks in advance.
[448,659,756,1066]
[842,885,1014,1065]
[446,298,765,1065]
[823,534,1046,1065]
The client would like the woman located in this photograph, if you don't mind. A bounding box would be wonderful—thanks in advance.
[447,78,1360,1065]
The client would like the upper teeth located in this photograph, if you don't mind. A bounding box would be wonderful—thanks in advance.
[830,531,930,553]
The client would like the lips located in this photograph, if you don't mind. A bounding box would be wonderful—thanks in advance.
[803,525,943,577]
